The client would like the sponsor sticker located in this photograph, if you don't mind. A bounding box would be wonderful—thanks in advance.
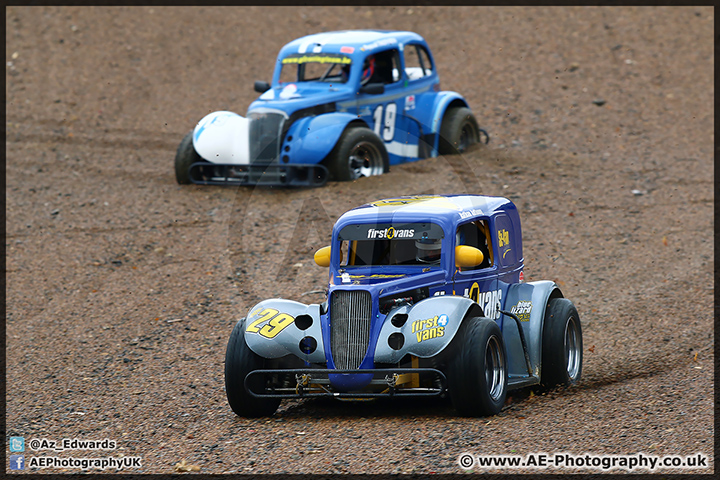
[465,284,502,319]
[412,314,447,342]
[367,226,415,239]
[405,94,415,111]
[360,37,398,51]
[510,300,533,321]
[498,229,510,248]
[282,54,352,65]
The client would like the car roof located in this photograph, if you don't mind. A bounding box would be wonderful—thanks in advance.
[278,30,426,58]
[335,195,515,231]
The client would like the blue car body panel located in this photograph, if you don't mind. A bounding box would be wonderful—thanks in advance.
[246,30,479,168]
[283,113,361,164]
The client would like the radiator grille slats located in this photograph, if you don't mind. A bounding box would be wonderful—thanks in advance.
[330,291,372,370]
[247,112,285,163]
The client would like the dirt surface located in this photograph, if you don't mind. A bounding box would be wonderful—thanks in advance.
[5,6,714,475]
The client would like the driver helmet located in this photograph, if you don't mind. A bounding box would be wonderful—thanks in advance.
[415,237,442,264]
[361,56,375,85]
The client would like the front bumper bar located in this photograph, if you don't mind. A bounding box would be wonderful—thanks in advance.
[189,162,329,187]
[245,368,447,399]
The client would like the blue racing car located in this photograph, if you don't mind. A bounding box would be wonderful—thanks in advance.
[175,30,489,187]
[225,195,583,417]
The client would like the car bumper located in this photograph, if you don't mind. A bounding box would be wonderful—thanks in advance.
[244,368,447,398]
[189,162,329,187]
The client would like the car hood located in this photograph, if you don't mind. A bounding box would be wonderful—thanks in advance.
[248,83,352,114]
[330,269,446,296]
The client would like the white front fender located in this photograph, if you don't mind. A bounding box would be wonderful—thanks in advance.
[192,111,250,164]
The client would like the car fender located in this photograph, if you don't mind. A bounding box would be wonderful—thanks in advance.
[284,112,368,164]
[501,280,562,377]
[428,92,470,155]
[243,299,326,364]
[192,111,251,165]
[374,295,478,363]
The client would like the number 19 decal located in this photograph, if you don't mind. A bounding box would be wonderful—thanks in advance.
[246,308,295,339]
[373,103,397,141]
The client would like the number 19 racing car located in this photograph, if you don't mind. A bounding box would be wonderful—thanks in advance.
[176,30,489,187]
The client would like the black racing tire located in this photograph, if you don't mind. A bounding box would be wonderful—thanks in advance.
[438,107,480,155]
[224,318,281,417]
[446,317,508,417]
[174,131,203,184]
[541,298,583,388]
[326,127,389,181]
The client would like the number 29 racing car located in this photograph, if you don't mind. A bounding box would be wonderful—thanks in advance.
[225,195,583,417]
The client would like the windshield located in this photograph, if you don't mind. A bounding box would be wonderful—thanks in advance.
[338,222,444,267]
[279,53,352,84]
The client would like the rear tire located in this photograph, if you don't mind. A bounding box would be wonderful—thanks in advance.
[224,318,281,417]
[175,131,203,184]
[439,107,480,154]
[541,298,583,387]
[326,127,388,181]
[446,317,507,417]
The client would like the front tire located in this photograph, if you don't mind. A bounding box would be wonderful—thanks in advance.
[438,107,480,155]
[175,131,203,184]
[224,318,281,417]
[446,317,507,417]
[326,127,388,181]
[541,298,583,387]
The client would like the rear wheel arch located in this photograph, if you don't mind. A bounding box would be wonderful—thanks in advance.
[536,287,564,356]
[444,98,470,113]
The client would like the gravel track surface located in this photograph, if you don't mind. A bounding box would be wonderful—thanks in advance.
[5,6,714,475]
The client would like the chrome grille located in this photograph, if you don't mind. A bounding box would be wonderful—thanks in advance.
[247,112,285,163]
[330,290,372,370]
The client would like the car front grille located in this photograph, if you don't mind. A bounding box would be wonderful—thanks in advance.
[248,112,285,163]
[330,290,372,370]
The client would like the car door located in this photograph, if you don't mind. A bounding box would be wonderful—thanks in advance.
[401,43,438,157]
[351,48,412,165]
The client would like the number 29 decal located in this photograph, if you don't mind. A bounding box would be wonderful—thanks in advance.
[372,103,397,141]
[246,308,295,339]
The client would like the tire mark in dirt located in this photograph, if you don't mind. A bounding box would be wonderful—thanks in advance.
[4,219,213,239]
[7,131,178,151]
[6,117,181,150]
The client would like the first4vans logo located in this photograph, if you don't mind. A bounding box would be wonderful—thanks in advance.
[412,314,448,342]
[367,226,415,239]
[464,284,502,320]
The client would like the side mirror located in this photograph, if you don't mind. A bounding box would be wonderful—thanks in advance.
[254,81,271,93]
[359,83,385,95]
[314,246,332,268]
[455,245,484,268]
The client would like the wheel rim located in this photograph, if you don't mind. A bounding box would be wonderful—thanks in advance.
[564,316,581,380]
[348,140,384,179]
[458,122,475,152]
[484,335,506,401]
